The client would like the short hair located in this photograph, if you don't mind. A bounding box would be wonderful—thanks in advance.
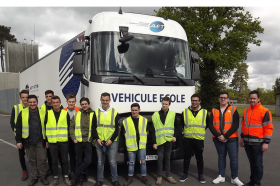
[51,95,61,102]
[45,90,54,96]
[66,93,76,100]
[27,94,38,102]
[131,103,140,109]
[191,93,201,101]
[219,91,229,98]
[80,97,90,104]
[162,96,171,105]
[249,90,260,98]
[101,92,110,99]
[19,89,29,97]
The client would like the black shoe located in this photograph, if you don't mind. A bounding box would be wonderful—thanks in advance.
[123,179,133,186]
[21,171,28,181]
[113,180,121,186]
[40,176,49,185]
[141,179,151,186]
[47,169,53,176]
[28,178,38,186]
[81,172,88,182]
[246,181,254,186]
[71,175,76,186]
[76,179,83,186]
[94,181,103,186]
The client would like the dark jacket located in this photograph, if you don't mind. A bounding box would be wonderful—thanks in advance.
[15,108,45,147]
[69,108,94,142]
[208,104,239,142]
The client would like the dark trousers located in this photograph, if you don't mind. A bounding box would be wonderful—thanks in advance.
[68,138,76,173]
[245,144,263,186]
[47,144,63,174]
[157,141,172,177]
[18,143,27,171]
[25,142,48,179]
[49,142,69,177]
[183,138,204,175]
[74,142,92,178]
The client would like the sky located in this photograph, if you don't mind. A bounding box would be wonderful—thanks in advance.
[0,6,279,91]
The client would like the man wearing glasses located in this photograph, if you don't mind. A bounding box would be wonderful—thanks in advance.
[179,94,209,184]
[208,91,244,186]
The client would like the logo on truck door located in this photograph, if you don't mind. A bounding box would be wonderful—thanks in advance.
[150,21,164,32]
[59,35,84,98]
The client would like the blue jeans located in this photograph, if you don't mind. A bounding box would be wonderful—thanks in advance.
[244,144,263,186]
[127,149,147,176]
[214,141,238,179]
[95,141,118,181]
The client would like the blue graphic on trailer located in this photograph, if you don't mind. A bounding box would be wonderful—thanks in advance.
[59,36,83,98]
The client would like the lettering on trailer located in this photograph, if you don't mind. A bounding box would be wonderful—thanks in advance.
[111,93,185,103]
[150,21,164,32]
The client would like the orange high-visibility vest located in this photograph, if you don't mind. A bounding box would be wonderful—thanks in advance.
[64,106,79,113]
[212,105,238,138]
[241,102,273,142]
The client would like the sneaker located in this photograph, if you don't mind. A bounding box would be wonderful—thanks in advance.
[76,179,83,186]
[40,176,49,185]
[198,175,206,184]
[123,179,133,186]
[49,178,59,186]
[179,174,188,182]
[94,181,104,186]
[71,175,76,185]
[213,175,225,184]
[231,177,244,186]
[167,176,176,184]
[64,177,72,186]
[156,177,162,185]
[246,181,254,186]
[28,178,38,186]
[141,178,151,186]
[21,171,28,181]
[113,180,121,186]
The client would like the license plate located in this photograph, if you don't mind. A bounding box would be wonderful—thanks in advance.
[146,155,158,161]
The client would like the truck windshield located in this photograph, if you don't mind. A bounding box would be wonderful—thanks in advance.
[91,32,191,78]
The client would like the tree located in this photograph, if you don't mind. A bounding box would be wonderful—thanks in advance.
[272,77,280,93]
[0,25,17,72]
[230,62,249,93]
[156,7,264,110]
[255,87,275,105]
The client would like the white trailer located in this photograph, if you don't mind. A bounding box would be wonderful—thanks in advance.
[19,11,200,163]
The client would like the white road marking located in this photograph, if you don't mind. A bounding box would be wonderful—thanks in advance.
[0,114,11,117]
[0,139,17,148]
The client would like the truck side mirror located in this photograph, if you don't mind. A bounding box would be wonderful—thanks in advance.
[191,51,200,62]
[117,43,130,54]
[192,63,200,81]
[73,54,84,75]
[73,41,85,52]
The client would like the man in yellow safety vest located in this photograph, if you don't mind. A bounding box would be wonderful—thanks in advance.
[45,96,71,186]
[122,103,151,186]
[10,89,29,181]
[92,92,121,186]
[70,97,94,186]
[151,96,179,185]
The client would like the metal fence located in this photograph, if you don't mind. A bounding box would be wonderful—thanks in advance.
[0,88,19,114]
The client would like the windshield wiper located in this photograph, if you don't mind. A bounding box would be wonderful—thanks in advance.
[154,73,188,86]
[98,70,145,85]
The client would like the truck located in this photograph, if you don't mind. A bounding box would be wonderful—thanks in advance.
[19,11,200,164]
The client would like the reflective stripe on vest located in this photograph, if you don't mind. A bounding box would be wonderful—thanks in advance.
[95,108,118,141]
[46,110,68,143]
[212,105,238,138]
[123,115,147,151]
[183,108,207,140]
[14,104,24,136]
[74,111,94,142]
[152,111,175,146]
[21,108,46,139]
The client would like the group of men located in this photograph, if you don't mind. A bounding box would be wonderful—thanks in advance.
[11,89,273,186]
